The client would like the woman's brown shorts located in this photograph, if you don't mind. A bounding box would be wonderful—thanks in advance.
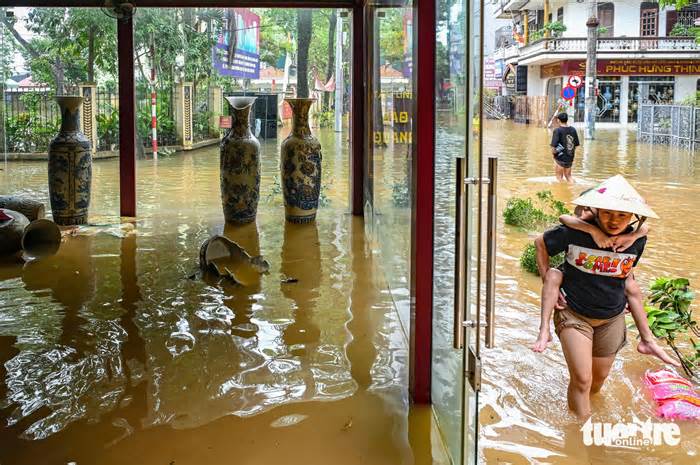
[553,306,627,357]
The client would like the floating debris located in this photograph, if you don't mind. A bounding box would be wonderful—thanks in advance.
[199,235,269,286]
[270,414,309,428]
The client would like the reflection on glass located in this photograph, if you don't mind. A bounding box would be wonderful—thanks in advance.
[367,5,414,334]
[431,0,470,464]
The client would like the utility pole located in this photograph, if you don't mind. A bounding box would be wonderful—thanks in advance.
[584,1,598,140]
[334,11,343,132]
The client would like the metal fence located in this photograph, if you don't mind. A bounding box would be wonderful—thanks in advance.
[637,103,700,151]
[192,84,210,143]
[2,88,60,153]
[135,85,177,149]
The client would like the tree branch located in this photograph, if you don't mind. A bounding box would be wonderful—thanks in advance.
[1,15,40,59]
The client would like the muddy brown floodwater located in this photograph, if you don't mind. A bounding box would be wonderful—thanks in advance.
[1,120,699,465]
[0,128,447,465]
[480,120,700,464]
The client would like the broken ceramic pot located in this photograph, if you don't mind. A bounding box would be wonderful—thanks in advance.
[199,235,269,286]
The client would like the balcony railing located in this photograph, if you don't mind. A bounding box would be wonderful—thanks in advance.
[520,36,700,55]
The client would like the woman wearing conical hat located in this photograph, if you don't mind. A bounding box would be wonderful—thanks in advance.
[531,175,676,419]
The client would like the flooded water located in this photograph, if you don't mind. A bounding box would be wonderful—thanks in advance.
[479,120,700,464]
[2,119,699,464]
[0,129,448,464]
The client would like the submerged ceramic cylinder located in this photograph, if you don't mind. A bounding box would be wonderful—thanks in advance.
[0,209,30,255]
[280,98,322,224]
[48,96,92,225]
[220,96,261,224]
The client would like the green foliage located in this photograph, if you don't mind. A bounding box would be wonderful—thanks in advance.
[681,91,700,106]
[314,110,334,128]
[660,0,693,10]
[5,113,60,152]
[668,22,700,37]
[543,21,567,37]
[597,26,609,35]
[529,29,544,43]
[136,105,175,144]
[193,110,214,139]
[645,277,699,378]
[503,190,570,230]
[520,243,564,275]
[96,106,119,150]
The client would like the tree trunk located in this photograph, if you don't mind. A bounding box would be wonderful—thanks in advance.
[323,13,336,111]
[296,9,312,98]
[87,26,95,82]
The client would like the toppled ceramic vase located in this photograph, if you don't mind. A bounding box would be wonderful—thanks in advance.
[199,235,269,286]
[0,208,61,258]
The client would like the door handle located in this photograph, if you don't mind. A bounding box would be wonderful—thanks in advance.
[453,157,466,349]
[485,156,498,348]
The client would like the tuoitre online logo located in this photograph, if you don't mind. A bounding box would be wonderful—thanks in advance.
[581,418,681,447]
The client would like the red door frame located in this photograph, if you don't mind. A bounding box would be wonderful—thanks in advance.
[4,0,434,403]
[410,0,435,404]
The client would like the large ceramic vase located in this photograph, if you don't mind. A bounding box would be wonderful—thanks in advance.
[220,96,261,224]
[48,96,92,225]
[280,98,322,224]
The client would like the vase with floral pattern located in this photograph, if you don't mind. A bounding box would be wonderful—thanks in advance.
[220,96,260,224]
[48,96,92,225]
[280,98,322,223]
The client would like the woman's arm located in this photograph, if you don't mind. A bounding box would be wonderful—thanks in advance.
[534,235,551,283]
[559,215,613,249]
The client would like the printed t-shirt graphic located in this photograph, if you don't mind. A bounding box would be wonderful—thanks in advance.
[566,245,637,278]
[543,224,646,319]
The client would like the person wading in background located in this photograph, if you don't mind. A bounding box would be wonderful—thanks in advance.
[550,113,580,183]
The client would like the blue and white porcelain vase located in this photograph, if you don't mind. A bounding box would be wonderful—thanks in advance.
[48,96,92,225]
[220,96,261,224]
[280,98,322,224]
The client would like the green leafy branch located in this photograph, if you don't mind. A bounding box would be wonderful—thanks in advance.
[645,277,699,378]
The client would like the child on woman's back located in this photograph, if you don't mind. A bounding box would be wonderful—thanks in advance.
[532,207,679,366]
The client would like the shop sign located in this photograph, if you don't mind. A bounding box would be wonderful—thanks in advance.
[503,65,516,91]
[541,59,700,78]
[495,59,504,78]
[213,8,261,79]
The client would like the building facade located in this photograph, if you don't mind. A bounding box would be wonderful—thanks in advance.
[491,0,700,125]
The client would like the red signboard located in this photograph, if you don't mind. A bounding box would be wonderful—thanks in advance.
[541,59,700,78]
[219,115,232,128]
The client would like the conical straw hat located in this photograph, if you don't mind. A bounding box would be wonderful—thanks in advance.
[572,175,659,219]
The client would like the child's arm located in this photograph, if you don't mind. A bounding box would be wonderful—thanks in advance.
[612,223,649,252]
[559,215,613,249]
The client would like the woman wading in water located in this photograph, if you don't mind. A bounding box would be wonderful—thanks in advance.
[533,175,675,419]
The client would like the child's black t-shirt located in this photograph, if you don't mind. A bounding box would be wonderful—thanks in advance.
[543,224,647,319]
[551,126,580,165]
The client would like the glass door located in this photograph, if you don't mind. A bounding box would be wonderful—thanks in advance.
[431,0,491,463]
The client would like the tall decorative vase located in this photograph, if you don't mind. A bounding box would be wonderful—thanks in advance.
[48,96,92,225]
[280,98,322,223]
[220,96,261,224]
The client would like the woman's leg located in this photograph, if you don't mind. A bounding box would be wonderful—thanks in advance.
[559,327,594,419]
[590,355,616,393]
